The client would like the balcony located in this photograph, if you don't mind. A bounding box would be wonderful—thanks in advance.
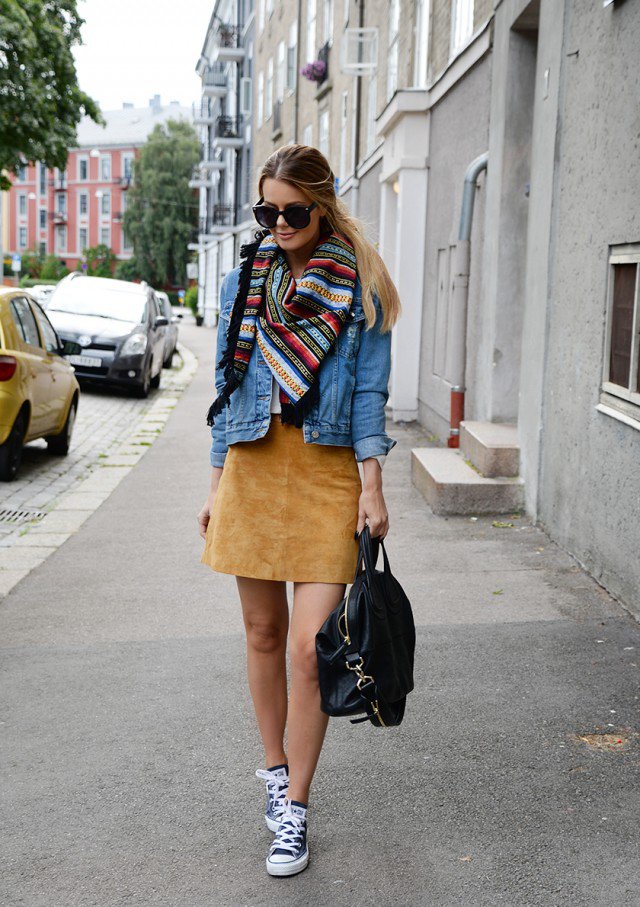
[203,63,228,98]
[193,100,216,125]
[49,176,67,190]
[113,212,124,223]
[212,115,244,149]
[118,175,132,189]
[49,210,67,223]
[211,24,245,64]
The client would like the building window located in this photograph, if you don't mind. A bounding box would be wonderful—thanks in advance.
[79,191,88,216]
[287,21,298,92]
[451,0,474,55]
[39,241,46,257]
[387,0,400,100]
[266,57,273,120]
[339,90,348,183]
[302,123,313,146]
[39,163,46,195]
[101,191,111,216]
[100,225,111,247]
[39,208,46,230]
[318,108,329,157]
[602,246,640,409]
[276,41,285,102]
[258,0,265,31]
[366,71,377,154]
[79,226,88,252]
[122,226,133,253]
[414,0,430,86]
[100,154,111,181]
[55,225,67,253]
[122,152,134,180]
[257,71,264,127]
[18,194,27,217]
[121,193,128,214]
[56,192,66,215]
[16,164,26,182]
[18,226,27,248]
[306,0,317,64]
[323,0,334,46]
[78,156,88,180]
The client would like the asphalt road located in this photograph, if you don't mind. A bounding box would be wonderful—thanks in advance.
[2,318,639,906]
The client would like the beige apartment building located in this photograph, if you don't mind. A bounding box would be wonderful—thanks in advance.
[194,0,640,615]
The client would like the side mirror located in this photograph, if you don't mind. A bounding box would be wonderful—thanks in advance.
[59,339,83,357]
[154,316,169,327]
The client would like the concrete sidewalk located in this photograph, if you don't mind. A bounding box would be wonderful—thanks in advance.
[1,318,638,906]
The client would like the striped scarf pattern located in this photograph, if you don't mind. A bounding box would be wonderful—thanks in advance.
[206,229,357,428]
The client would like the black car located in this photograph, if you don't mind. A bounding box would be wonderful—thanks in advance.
[46,274,168,397]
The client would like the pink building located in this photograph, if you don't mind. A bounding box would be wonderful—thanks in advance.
[6,96,191,271]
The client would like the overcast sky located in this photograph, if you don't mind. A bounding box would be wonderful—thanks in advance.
[73,0,215,112]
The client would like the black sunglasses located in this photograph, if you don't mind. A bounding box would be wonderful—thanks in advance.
[252,197,318,230]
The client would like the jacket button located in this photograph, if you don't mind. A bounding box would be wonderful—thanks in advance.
[311,430,319,439]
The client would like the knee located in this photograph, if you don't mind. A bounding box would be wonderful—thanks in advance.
[290,636,319,683]
[245,617,286,655]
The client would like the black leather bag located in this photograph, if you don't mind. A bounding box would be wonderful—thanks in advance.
[315,526,416,727]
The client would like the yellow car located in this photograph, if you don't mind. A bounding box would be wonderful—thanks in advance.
[0,287,81,481]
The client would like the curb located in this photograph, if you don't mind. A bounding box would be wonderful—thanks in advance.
[0,342,199,598]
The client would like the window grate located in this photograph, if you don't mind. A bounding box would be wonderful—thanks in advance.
[0,508,48,526]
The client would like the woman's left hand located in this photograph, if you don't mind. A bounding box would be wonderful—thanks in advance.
[356,459,389,539]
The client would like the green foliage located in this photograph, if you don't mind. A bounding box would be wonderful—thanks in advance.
[122,119,200,287]
[114,258,142,282]
[18,277,60,288]
[0,0,103,190]
[185,285,198,315]
[39,255,69,281]
[18,249,43,279]
[79,244,116,277]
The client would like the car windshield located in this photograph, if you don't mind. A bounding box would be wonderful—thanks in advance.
[48,281,146,323]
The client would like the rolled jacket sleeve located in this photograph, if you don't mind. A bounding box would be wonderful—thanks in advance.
[351,295,397,463]
[209,277,231,468]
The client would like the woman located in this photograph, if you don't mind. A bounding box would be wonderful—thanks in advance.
[197,144,401,877]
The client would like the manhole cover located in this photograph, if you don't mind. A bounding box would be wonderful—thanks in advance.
[0,508,47,526]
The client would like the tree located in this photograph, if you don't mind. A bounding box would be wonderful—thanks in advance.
[40,255,68,281]
[78,244,116,277]
[122,119,200,287]
[0,0,102,189]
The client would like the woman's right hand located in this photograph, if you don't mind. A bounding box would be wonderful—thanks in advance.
[197,494,216,540]
[198,467,224,540]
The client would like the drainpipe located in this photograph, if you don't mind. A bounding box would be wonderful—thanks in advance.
[447,151,489,448]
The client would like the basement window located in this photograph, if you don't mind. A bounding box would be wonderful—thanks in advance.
[599,244,640,428]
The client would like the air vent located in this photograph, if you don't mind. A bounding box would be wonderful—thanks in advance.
[0,508,48,526]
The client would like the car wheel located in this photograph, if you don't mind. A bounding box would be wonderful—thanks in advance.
[150,367,161,389]
[46,398,77,456]
[0,409,27,482]
[133,365,151,398]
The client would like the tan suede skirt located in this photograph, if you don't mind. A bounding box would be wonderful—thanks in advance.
[200,416,361,583]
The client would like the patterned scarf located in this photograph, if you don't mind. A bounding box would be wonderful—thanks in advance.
[206,228,357,428]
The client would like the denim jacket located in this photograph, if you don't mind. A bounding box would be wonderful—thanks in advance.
[209,265,397,467]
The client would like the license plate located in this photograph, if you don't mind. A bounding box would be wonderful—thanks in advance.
[66,354,103,367]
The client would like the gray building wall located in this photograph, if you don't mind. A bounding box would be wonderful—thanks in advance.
[418,53,491,438]
[536,0,640,606]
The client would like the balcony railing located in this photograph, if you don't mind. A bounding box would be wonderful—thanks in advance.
[49,177,68,190]
[215,115,242,138]
[49,210,67,222]
[203,63,228,91]
[212,204,233,226]
[193,100,215,124]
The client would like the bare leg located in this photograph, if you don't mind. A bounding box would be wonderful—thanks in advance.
[236,576,290,768]
[286,581,346,805]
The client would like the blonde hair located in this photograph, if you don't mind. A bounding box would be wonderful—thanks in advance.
[257,143,401,332]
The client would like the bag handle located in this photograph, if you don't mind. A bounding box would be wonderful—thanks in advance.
[351,524,385,585]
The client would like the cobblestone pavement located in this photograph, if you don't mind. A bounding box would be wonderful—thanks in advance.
[0,336,198,595]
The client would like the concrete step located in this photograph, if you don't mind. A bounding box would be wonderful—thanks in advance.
[411,447,525,515]
[459,420,520,477]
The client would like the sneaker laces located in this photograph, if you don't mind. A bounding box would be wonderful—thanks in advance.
[269,803,306,858]
[255,767,289,815]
